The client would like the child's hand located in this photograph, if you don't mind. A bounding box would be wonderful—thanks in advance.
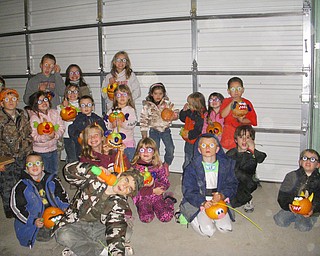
[303,209,313,218]
[102,144,113,154]
[54,64,61,73]
[153,186,165,195]
[0,165,5,172]
[183,103,189,111]
[109,77,116,84]
[202,200,213,209]
[62,98,69,107]
[38,83,47,92]
[35,218,44,228]
[180,129,189,140]
[48,132,55,140]
[246,138,255,151]
[119,144,127,152]
[212,192,224,203]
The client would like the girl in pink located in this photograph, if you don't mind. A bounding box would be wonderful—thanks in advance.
[131,138,176,223]
[202,92,224,141]
[29,91,65,174]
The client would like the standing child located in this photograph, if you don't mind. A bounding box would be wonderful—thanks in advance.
[220,77,257,150]
[131,137,176,223]
[10,153,69,248]
[57,85,81,163]
[0,89,33,218]
[29,91,65,175]
[202,92,224,141]
[65,64,91,96]
[68,95,107,160]
[226,125,267,212]
[101,51,141,111]
[23,53,65,108]
[140,83,179,175]
[179,92,206,170]
[274,149,320,232]
[105,84,137,162]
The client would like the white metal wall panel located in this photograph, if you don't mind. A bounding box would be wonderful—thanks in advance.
[0,0,24,34]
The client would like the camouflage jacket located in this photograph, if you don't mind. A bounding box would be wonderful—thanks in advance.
[0,108,33,159]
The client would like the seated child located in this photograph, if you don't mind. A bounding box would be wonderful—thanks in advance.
[226,125,267,212]
[274,149,320,232]
[10,153,69,248]
[180,133,238,237]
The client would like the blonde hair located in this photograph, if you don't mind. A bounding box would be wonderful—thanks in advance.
[131,137,162,167]
[113,84,135,109]
[187,92,206,114]
[81,123,107,159]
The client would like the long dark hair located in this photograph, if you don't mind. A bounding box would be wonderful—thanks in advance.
[65,64,88,87]
[29,91,52,117]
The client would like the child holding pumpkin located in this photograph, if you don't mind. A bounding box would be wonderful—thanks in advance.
[274,149,320,232]
[101,51,141,111]
[29,91,65,175]
[220,77,257,150]
[202,92,225,141]
[140,82,179,176]
[131,137,176,223]
[10,152,69,248]
[105,84,137,162]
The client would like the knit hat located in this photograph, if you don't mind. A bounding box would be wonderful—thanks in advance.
[0,88,19,102]
[121,168,144,197]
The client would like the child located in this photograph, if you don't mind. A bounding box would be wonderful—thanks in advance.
[105,84,137,162]
[274,149,320,232]
[179,92,206,170]
[23,53,65,108]
[226,125,267,212]
[80,123,130,172]
[180,133,238,237]
[68,95,107,160]
[65,64,91,96]
[202,92,224,141]
[101,51,141,111]
[10,153,69,248]
[57,84,81,163]
[0,89,33,218]
[220,77,257,150]
[140,83,179,175]
[29,91,65,174]
[131,137,175,223]
[55,162,144,256]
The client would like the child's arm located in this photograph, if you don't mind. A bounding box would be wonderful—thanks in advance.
[120,107,137,130]
[220,99,233,118]
[63,161,97,187]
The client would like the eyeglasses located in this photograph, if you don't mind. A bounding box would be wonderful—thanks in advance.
[80,103,93,108]
[139,147,154,153]
[67,90,79,94]
[115,58,127,63]
[37,98,49,105]
[4,97,18,102]
[300,156,319,163]
[26,161,43,167]
[69,71,80,76]
[200,143,216,149]
[43,63,54,68]
[209,98,220,103]
[229,87,243,92]
[116,92,128,98]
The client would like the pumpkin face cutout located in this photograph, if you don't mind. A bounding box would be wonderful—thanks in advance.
[60,106,77,121]
[42,206,64,229]
[205,200,228,220]
[291,192,314,215]
[37,122,54,135]
[161,108,175,122]
[108,108,125,123]
[206,122,223,136]
[106,83,118,100]
[106,131,126,148]
[232,101,249,117]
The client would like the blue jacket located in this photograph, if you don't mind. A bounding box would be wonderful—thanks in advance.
[180,133,238,222]
[10,171,69,248]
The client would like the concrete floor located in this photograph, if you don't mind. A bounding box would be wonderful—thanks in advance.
[0,168,320,256]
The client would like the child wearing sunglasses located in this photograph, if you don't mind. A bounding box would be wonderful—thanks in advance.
[28,91,65,175]
[220,77,257,150]
[101,51,141,111]
[274,149,320,232]
[130,137,176,223]
[65,64,91,96]
[68,95,107,160]
[10,153,69,248]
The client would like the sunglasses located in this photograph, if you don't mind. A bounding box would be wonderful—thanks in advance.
[300,156,319,163]
[139,147,154,153]
[26,161,43,167]
[37,98,49,105]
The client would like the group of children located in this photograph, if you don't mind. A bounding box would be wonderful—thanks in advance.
[0,50,319,256]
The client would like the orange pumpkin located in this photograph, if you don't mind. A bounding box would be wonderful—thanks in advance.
[161,108,175,122]
[205,200,228,220]
[37,122,54,135]
[291,192,313,215]
[232,101,249,117]
[60,106,78,121]
[108,109,125,123]
[42,206,64,229]
[107,83,118,100]
[106,131,124,148]
[206,122,223,136]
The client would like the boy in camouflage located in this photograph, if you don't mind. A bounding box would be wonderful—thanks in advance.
[0,88,33,218]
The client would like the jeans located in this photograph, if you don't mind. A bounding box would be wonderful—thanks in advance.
[273,209,318,232]
[149,128,174,165]
[37,150,59,175]
[183,142,194,170]
[124,147,135,162]
[64,138,78,163]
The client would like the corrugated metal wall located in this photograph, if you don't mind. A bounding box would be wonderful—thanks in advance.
[0,0,309,182]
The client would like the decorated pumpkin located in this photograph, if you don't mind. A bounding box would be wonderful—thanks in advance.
[161,108,175,122]
[231,101,249,117]
[106,131,126,148]
[206,122,223,136]
[205,200,228,220]
[108,108,126,123]
[33,121,58,135]
[291,192,314,215]
[42,206,64,229]
[102,82,118,100]
[60,106,78,121]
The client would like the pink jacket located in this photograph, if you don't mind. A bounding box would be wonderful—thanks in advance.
[202,111,224,141]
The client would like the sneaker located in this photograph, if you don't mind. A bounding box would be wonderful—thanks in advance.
[125,243,134,255]
[163,192,177,204]
[244,200,254,213]
[163,162,170,177]
[62,247,77,256]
